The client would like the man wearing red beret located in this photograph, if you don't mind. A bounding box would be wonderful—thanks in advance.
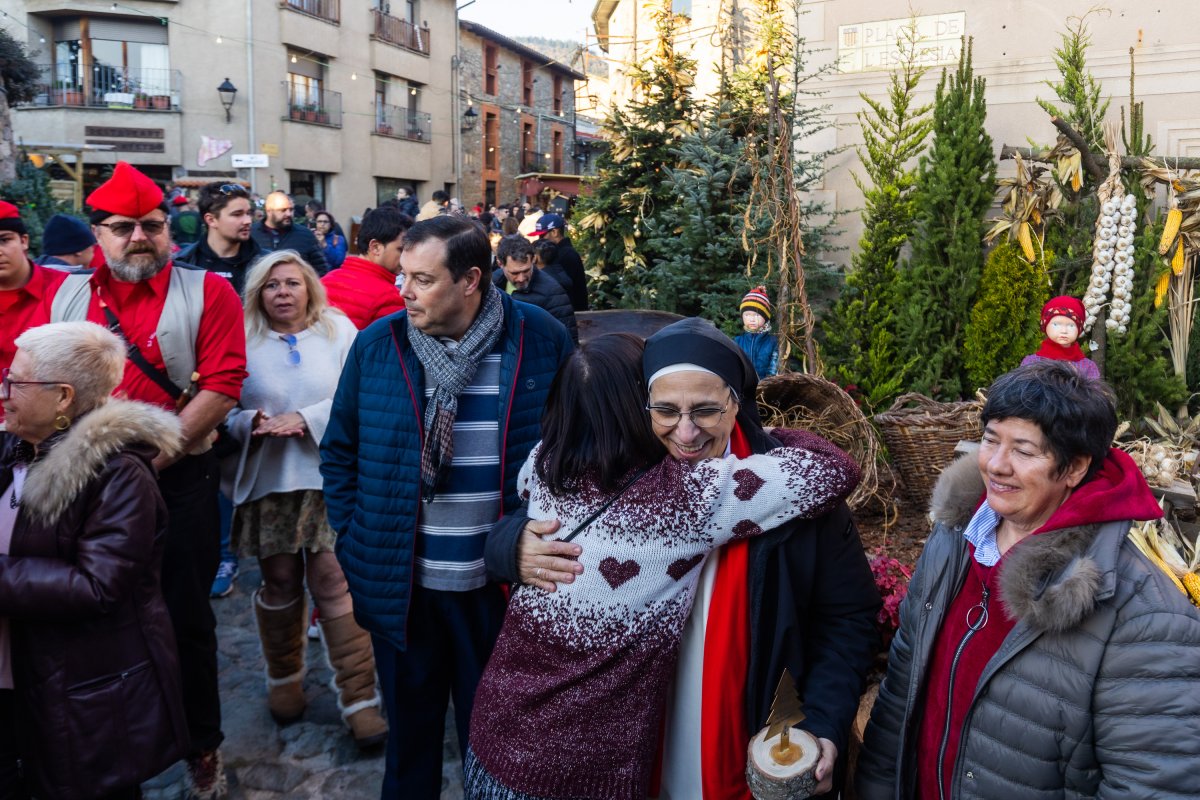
[0,201,68,422]
[50,162,247,798]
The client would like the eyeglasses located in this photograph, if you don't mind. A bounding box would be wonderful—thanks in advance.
[279,334,301,366]
[95,219,167,238]
[218,183,248,197]
[0,368,65,401]
[646,389,735,429]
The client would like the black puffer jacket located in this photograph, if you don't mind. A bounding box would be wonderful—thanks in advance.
[0,400,189,800]
[250,220,329,274]
[175,235,264,296]
[492,269,579,343]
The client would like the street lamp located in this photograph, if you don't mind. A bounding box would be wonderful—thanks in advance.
[217,78,238,123]
[461,104,478,132]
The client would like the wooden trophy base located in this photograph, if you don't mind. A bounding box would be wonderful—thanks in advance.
[747,726,820,800]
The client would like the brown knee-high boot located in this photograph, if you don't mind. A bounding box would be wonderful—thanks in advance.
[252,589,308,724]
[319,611,388,748]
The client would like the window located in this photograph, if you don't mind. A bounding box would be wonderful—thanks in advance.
[521,60,533,106]
[484,112,498,170]
[51,17,171,97]
[552,129,563,173]
[553,75,563,115]
[289,171,327,208]
[288,50,325,109]
[484,44,498,95]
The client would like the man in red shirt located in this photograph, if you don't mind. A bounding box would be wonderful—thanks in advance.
[0,201,68,422]
[321,204,410,329]
[50,162,247,798]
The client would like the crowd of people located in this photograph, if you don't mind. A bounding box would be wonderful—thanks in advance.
[0,160,1198,800]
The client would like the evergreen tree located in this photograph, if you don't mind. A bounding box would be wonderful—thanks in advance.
[1037,15,1110,154]
[963,242,1052,391]
[895,38,996,399]
[1,27,43,184]
[572,1,700,309]
[0,154,74,254]
[823,20,931,410]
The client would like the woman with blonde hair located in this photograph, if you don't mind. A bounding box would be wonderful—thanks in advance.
[0,321,188,799]
[223,250,387,747]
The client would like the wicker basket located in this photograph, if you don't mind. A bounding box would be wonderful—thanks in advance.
[873,393,982,507]
[757,373,891,513]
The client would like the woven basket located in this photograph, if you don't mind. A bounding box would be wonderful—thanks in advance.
[757,373,890,513]
[873,393,982,507]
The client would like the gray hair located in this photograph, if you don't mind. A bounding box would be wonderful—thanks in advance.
[14,322,126,414]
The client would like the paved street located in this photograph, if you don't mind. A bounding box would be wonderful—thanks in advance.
[142,558,465,799]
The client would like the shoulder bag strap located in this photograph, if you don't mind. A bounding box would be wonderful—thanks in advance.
[96,289,184,402]
[559,467,649,543]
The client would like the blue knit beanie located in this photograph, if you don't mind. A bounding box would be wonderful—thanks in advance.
[41,214,97,256]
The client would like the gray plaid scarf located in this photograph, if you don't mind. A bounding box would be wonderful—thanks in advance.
[408,285,505,501]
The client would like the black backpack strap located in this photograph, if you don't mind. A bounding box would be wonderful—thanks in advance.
[97,292,184,402]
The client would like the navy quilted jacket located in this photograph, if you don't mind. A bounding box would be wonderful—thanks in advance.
[320,291,573,649]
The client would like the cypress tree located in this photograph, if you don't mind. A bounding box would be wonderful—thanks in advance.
[895,37,996,399]
[963,242,1052,391]
[823,20,931,410]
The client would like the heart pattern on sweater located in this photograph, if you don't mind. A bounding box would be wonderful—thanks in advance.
[732,468,765,501]
[599,557,640,589]
[666,554,704,581]
[732,519,763,539]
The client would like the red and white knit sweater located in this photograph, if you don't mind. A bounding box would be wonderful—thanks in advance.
[468,429,858,800]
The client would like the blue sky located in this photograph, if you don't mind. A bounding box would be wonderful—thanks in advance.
[457,0,595,44]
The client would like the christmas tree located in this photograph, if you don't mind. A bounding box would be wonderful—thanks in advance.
[963,242,1052,391]
[895,37,996,399]
[824,19,931,410]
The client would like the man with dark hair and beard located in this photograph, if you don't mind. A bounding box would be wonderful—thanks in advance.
[251,191,329,274]
[49,161,247,800]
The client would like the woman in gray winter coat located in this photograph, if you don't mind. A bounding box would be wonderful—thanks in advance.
[856,361,1200,800]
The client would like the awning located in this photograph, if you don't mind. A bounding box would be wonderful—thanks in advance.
[514,172,588,197]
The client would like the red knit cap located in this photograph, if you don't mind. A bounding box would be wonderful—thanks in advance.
[0,200,26,235]
[1041,295,1085,332]
[86,161,165,219]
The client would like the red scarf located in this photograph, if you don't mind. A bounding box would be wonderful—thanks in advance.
[700,423,755,800]
[1034,337,1085,362]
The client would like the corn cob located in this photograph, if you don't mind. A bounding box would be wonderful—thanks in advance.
[1017,221,1035,261]
[1159,208,1183,254]
[1155,271,1171,308]
[1184,572,1200,607]
[1128,525,1189,596]
[1171,240,1186,276]
[1071,170,1082,192]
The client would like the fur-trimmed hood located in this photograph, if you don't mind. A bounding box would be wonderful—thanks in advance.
[927,454,1121,635]
[18,399,182,525]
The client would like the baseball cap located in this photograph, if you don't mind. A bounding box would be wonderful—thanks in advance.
[532,213,565,236]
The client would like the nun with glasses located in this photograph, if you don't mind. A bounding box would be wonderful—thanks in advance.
[223,250,388,748]
[486,318,881,798]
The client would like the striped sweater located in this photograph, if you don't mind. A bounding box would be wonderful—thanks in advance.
[467,429,859,800]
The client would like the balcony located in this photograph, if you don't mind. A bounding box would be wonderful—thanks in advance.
[521,151,551,173]
[283,83,343,127]
[21,63,181,111]
[371,9,429,55]
[374,103,430,142]
[281,0,340,24]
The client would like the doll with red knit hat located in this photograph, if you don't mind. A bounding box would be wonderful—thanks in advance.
[1020,295,1101,380]
[735,286,779,378]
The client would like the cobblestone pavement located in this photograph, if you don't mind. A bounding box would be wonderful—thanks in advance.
[142,558,465,799]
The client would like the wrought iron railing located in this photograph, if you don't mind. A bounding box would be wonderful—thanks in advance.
[374,103,431,142]
[371,9,430,55]
[21,63,181,110]
[284,83,343,127]
[522,151,551,173]
[281,0,340,24]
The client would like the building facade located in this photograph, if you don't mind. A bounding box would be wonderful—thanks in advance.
[4,0,461,225]
[458,20,584,209]
[593,0,1200,267]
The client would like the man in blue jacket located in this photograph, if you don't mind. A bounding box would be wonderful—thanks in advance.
[320,215,573,798]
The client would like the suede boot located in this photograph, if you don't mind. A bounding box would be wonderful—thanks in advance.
[319,611,389,748]
[252,589,307,724]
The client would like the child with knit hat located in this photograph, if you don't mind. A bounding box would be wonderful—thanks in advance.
[1020,295,1101,380]
[735,285,779,378]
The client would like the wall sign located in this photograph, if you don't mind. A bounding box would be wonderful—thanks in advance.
[837,12,966,73]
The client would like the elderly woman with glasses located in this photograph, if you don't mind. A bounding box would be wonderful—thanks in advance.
[466,333,860,800]
[222,250,387,747]
[0,321,188,800]
[856,361,1200,800]
[488,318,881,798]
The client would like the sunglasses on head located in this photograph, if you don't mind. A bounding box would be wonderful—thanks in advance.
[96,219,167,237]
